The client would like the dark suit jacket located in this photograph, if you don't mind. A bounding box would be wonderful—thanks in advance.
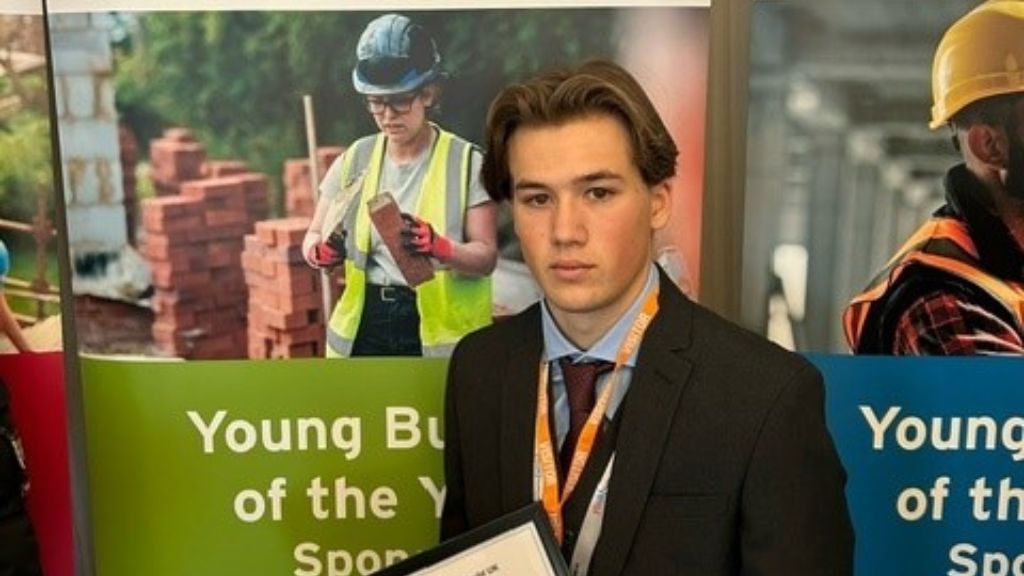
[442,272,854,575]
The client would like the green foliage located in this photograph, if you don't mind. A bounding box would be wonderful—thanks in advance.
[0,112,53,223]
[113,10,617,213]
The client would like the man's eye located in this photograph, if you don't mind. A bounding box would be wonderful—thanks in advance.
[521,193,551,207]
[586,187,613,200]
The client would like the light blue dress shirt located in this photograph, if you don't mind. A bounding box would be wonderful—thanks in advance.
[540,264,658,449]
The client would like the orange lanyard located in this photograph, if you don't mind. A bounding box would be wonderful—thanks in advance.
[534,288,659,543]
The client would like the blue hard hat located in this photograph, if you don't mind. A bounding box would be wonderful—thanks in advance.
[353,14,442,95]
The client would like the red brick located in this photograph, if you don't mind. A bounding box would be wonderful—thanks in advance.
[196,309,245,334]
[245,255,278,280]
[147,250,206,275]
[249,303,319,330]
[158,291,216,314]
[269,266,318,295]
[153,295,203,317]
[284,159,310,189]
[254,220,280,247]
[190,333,244,360]
[173,270,213,291]
[204,208,248,228]
[237,173,269,202]
[187,223,248,243]
[141,195,201,218]
[181,178,246,209]
[243,234,262,252]
[284,342,319,358]
[153,182,181,197]
[243,233,305,264]
[143,212,203,235]
[140,239,178,262]
[151,140,205,184]
[317,146,345,171]
[155,226,194,242]
[211,267,246,292]
[145,240,200,260]
[274,218,310,247]
[152,317,195,335]
[248,337,270,359]
[253,288,323,315]
[163,127,196,143]
[202,160,248,178]
[286,196,315,218]
[207,240,243,268]
[273,323,324,345]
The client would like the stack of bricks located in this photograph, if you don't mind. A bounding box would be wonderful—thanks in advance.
[141,176,266,359]
[149,128,206,197]
[242,218,326,358]
[200,160,271,230]
[283,146,345,217]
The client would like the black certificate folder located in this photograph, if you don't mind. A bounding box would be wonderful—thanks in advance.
[375,504,570,576]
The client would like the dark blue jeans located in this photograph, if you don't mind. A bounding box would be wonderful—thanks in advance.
[351,284,423,356]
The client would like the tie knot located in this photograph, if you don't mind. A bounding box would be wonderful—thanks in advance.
[558,358,613,398]
[561,358,614,385]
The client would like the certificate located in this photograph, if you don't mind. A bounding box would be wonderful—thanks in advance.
[375,504,569,576]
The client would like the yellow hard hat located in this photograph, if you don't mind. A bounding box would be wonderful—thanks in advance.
[930,0,1024,129]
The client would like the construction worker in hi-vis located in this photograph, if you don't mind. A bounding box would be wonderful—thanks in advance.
[303,13,497,358]
[844,0,1024,355]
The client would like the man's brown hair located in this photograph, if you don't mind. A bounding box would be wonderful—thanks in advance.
[481,59,678,201]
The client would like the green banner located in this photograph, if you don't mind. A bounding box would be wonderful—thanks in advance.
[81,357,447,576]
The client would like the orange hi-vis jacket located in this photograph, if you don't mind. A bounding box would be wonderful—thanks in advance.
[843,216,1024,352]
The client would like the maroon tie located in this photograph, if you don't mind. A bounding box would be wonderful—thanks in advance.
[558,358,614,476]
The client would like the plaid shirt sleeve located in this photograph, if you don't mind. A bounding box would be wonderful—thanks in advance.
[892,290,1024,355]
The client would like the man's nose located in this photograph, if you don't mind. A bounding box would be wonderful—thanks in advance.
[551,197,586,245]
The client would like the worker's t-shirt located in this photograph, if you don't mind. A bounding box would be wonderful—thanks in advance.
[319,130,490,287]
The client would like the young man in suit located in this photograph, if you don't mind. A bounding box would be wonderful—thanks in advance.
[441,60,854,575]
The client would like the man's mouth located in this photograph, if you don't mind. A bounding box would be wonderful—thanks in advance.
[550,261,594,280]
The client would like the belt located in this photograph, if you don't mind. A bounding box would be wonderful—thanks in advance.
[367,284,416,303]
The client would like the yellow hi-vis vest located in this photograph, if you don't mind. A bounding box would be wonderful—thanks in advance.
[843,216,1024,352]
[325,128,492,357]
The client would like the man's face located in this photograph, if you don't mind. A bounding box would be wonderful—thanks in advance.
[366,89,430,146]
[1001,99,1024,200]
[508,114,670,330]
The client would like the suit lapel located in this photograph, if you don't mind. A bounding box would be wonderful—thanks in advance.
[590,272,696,576]
[500,306,543,512]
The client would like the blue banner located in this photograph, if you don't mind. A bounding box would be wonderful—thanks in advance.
[811,355,1024,576]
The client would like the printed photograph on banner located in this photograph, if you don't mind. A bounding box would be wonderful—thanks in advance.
[741,0,1024,356]
[0,5,76,576]
[0,11,61,354]
[48,6,708,361]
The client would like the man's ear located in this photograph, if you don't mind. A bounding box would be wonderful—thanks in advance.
[649,179,672,231]
[965,124,1008,169]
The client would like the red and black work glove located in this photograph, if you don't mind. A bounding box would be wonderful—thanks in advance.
[401,213,453,262]
[305,231,346,270]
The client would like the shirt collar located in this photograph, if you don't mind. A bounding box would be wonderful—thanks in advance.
[541,263,658,367]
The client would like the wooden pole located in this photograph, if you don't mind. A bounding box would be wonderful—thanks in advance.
[303,95,334,325]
